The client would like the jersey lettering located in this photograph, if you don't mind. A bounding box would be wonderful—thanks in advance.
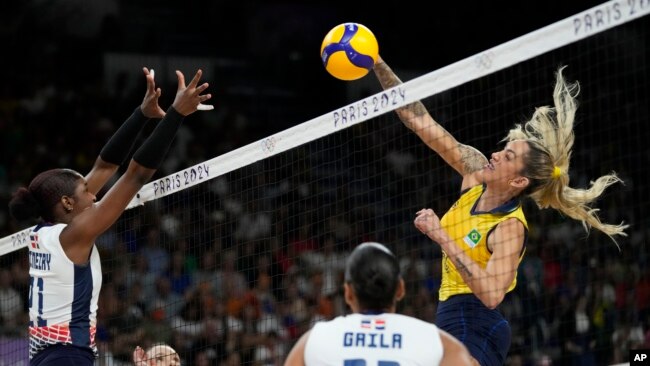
[343,332,402,349]
[344,360,401,366]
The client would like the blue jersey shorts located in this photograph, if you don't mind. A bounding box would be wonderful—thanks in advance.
[436,294,511,366]
[31,344,95,366]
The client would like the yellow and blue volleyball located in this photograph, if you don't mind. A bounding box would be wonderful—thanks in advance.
[320,23,379,81]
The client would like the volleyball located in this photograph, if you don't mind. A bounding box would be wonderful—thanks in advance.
[320,23,379,81]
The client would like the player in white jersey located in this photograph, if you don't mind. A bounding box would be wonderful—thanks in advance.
[284,242,473,366]
[9,69,212,366]
[26,223,102,360]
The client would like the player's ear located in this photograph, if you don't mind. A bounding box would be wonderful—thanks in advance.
[395,278,405,302]
[509,176,529,189]
[61,196,74,212]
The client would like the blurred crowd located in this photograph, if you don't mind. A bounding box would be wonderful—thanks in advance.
[1,197,649,366]
[1,88,649,365]
[1,2,649,366]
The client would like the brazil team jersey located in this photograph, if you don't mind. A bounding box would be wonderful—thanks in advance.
[438,184,527,301]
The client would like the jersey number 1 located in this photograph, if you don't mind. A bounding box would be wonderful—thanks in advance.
[28,276,47,327]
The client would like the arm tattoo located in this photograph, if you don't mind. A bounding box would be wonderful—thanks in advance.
[454,257,474,278]
[458,143,489,174]
[373,61,402,89]
[396,101,429,131]
[375,61,486,173]
[406,101,428,117]
[374,61,428,130]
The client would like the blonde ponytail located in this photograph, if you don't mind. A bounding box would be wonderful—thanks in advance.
[504,67,628,244]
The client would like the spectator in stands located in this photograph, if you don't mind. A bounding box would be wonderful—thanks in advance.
[0,268,25,336]
[133,344,180,366]
[192,248,222,298]
[559,294,596,365]
[139,227,171,277]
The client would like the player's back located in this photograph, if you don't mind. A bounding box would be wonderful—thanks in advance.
[28,223,102,359]
[304,312,443,366]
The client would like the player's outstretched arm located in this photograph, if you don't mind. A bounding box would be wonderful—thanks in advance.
[61,69,211,263]
[372,56,487,178]
[284,330,310,366]
[438,329,476,366]
[85,67,165,195]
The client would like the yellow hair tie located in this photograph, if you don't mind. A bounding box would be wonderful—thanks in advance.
[552,166,562,179]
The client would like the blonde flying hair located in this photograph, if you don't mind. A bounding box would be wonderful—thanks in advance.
[504,66,628,244]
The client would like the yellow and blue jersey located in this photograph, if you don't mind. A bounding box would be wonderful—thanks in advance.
[438,184,528,301]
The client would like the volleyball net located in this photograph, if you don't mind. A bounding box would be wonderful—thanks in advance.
[0,0,648,364]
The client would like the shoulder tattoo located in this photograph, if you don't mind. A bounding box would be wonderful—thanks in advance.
[458,144,488,174]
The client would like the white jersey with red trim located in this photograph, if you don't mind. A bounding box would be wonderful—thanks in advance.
[28,223,101,359]
[304,312,444,366]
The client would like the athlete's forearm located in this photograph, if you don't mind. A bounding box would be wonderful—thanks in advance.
[133,107,184,169]
[373,60,487,175]
[85,107,151,194]
[372,59,436,132]
[430,230,508,309]
[100,107,149,165]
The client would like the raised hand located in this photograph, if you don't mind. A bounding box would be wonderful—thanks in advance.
[171,69,212,116]
[140,67,165,119]
[414,208,443,241]
[133,346,147,366]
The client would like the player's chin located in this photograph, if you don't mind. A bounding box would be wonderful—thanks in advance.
[483,171,506,185]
